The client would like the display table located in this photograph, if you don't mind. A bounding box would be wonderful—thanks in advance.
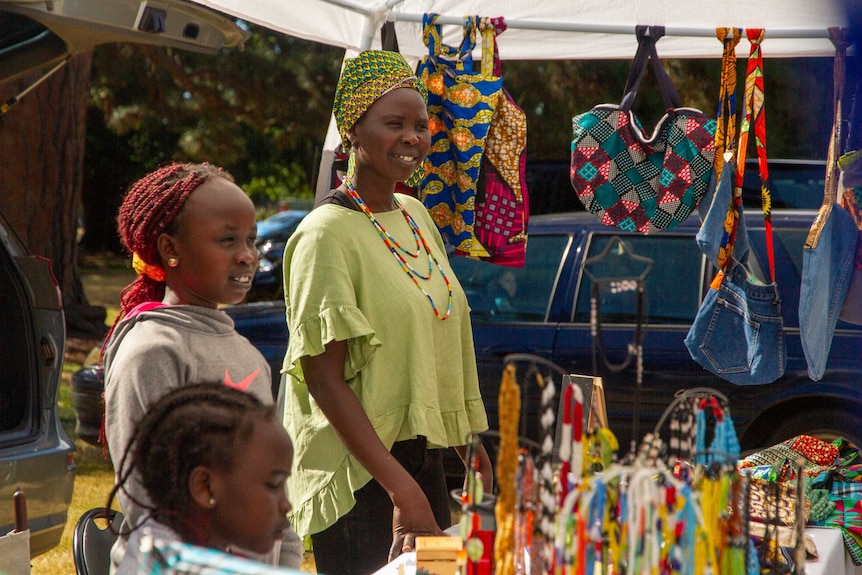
[372,528,862,575]
[804,527,862,575]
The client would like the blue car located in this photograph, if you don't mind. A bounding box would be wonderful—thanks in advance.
[247,210,309,301]
[226,207,862,461]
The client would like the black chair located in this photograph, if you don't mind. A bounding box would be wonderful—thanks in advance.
[72,508,123,575]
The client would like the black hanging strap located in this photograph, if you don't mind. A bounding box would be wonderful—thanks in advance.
[380,21,400,52]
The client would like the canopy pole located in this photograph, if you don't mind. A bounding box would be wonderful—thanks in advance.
[383,11,832,39]
[317,0,832,45]
[321,0,407,50]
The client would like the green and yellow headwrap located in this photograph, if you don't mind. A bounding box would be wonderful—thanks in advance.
[333,50,428,150]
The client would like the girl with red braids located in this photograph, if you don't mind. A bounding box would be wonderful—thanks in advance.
[101,163,302,572]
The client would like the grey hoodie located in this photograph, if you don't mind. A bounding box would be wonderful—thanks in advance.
[103,304,300,571]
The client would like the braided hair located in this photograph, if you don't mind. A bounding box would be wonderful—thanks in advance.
[115,162,234,321]
[107,382,275,540]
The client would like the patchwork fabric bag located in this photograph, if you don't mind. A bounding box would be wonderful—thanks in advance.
[416,14,503,256]
[570,26,717,233]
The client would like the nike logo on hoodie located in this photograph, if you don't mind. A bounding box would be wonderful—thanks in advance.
[224,368,260,392]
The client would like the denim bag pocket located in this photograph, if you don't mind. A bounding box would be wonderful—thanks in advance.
[685,259,786,385]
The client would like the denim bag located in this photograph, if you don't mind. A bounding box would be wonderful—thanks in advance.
[685,29,786,385]
[799,203,859,380]
[799,30,859,380]
[685,259,785,385]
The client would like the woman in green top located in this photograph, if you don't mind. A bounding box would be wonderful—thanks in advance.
[280,50,493,575]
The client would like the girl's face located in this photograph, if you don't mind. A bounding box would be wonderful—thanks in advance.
[159,177,258,307]
[209,417,294,555]
[350,87,430,185]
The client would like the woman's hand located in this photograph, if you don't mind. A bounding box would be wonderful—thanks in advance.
[389,483,443,561]
[476,443,494,495]
[454,442,495,498]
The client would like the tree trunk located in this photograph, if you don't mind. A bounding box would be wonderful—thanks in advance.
[0,52,106,338]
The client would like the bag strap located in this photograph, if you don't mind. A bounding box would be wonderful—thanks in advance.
[422,13,442,56]
[711,29,742,273]
[479,16,506,78]
[733,29,776,283]
[422,13,476,65]
[380,21,400,52]
[620,26,682,113]
[806,27,851,249]
[713,28,742,179]
[644,27,684,110]
[620,27,655,112]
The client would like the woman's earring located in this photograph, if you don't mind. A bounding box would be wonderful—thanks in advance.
[208,497,216,507]
[168,257,179,268]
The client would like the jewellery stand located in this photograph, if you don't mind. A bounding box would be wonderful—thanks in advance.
[582,235,653,456]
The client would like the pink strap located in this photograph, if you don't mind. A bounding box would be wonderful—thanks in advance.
[124,301,167,320]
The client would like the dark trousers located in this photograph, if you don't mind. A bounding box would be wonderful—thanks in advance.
[311,438,452,575]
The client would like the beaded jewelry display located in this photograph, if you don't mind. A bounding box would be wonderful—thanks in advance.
[342,172,453,320]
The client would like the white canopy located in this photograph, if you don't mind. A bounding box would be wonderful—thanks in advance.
[188,0,851,196]
[190,0,848,60]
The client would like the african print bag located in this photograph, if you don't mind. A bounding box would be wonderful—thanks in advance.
[416,14,503,255]
[470,18,528,267]
[570,26,716,233]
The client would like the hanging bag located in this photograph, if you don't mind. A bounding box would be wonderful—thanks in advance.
[470,17,529,268]
[695,28,750,267]
[798,28,859,381]
[570,26,717,234]
[416,14,503,256]
[685,29,787,386]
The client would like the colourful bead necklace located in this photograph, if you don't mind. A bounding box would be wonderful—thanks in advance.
[343,176,452,320]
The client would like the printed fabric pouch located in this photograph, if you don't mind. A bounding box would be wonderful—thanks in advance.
[470,17,529,268]
[570,25,717,234]
[685,29,786,386]
[416,14,503,256]
[799,29,860,381]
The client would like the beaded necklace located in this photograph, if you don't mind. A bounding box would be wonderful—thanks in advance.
[343,175,452,320]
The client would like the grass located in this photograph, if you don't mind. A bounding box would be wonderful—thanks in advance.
[29,262,318,573]
[30,373,117,575]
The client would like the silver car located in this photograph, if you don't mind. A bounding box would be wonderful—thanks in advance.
[0,0,246,556]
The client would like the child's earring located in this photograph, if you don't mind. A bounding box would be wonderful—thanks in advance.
[168,257,179,268]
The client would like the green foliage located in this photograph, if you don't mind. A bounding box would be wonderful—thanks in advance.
[84,22,344,242]
[243,163,314,204]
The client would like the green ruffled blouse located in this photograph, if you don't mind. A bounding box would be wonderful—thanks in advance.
[280,194,488,536]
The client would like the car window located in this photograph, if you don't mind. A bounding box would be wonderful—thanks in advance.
[574,234,705,325]
[742,160,826,210]
[449,234,570,322]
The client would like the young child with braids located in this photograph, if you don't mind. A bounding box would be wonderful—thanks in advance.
[102,162,302,571]
[108,383,297,574]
